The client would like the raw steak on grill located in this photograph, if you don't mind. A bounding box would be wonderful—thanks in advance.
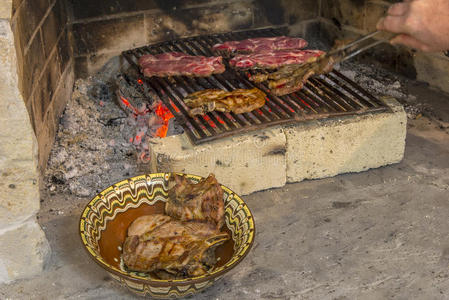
[138,52,225,77]
[229,49,325,69]
[183,88,267,116]
[212,36,308,55]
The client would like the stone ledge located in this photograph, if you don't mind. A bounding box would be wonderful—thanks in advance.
[150,126,287,195]
[285,97,406,182]
[0,218,50,284]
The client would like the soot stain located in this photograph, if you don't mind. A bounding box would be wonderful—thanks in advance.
[256,0,285,25]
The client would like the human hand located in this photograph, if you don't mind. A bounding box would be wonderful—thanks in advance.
[377,0,449,52]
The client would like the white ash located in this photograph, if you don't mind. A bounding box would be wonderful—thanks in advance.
[44,78,147,198]
[338,61,425,119]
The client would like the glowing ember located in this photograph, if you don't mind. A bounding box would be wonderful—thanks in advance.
[154,103,174,138]
[295,95,311,108]
[202,115,216,128]
[169,99,180,113]
[137,79,144,85]
[120,95,138,114]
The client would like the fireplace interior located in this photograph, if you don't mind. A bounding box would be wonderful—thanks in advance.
[0,0,448,298]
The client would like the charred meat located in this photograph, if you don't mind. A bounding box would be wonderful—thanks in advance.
[122,214,229,277]
[183,88,266,116]
[166,173,225,229]
[212,36,308,56]
[229,49,324,69]
[248,54,335,96]
[138,52,225,77]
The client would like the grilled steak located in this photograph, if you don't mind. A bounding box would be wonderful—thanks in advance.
[266,55,336,96]
[122,214,229,277]
[212,36,308,56]
[166,173,225,229]
[229,49,325,69]
[138,52,225,77]
[183,88,266,116]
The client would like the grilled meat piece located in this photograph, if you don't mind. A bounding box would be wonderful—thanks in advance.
[247,54,335,96]
[212,36,308,56]
[138,52,225,77]
[183,88,266,116]
[229,49,324,69]
[267,55,336,96]
[166,174,225,229]
[122,214,229,276]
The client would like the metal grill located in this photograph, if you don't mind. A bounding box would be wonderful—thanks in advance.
[122,27,390,145]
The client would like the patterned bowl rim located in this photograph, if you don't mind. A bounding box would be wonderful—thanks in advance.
[79,172,256,286]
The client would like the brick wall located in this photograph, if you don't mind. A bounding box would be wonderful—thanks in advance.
[67,0,320,77]
[11,0,74,170]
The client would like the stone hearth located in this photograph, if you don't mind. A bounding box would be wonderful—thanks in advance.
[150,98,406,195]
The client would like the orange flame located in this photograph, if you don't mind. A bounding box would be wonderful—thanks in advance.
[154,103,174,138]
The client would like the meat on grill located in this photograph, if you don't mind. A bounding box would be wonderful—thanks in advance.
[183,88,266,116]
[138,52,225,77]
[122,214,229,277]
[212,36,308,55]
[262,55,336,96]
[229,49,325,69]
[166,173,225,229]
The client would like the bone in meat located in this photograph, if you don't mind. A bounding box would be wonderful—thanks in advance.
[165,173,225,229]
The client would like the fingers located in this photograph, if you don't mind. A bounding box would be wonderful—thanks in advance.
[377,15,408,33]
[387,2,409,16]
[390,34,431,52]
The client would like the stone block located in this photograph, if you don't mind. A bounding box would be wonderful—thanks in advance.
[0,219,50,283]
[285,98,406,182]
[0,0,12,19]
[150,127,287,195]
[414,52,449,94]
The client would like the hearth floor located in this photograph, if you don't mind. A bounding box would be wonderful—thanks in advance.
[1,80,449,299]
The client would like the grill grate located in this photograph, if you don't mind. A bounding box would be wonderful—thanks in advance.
[122,27,390,145]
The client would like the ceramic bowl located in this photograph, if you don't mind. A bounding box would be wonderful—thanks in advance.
[79,173,255,298]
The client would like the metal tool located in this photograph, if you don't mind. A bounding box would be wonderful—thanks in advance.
[326,30,388,63]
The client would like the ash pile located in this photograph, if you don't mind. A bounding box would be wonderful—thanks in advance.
[339,61,426,119]
[44,71,183,197]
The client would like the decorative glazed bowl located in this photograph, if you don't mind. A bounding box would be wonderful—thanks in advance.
[79,173,255,298]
